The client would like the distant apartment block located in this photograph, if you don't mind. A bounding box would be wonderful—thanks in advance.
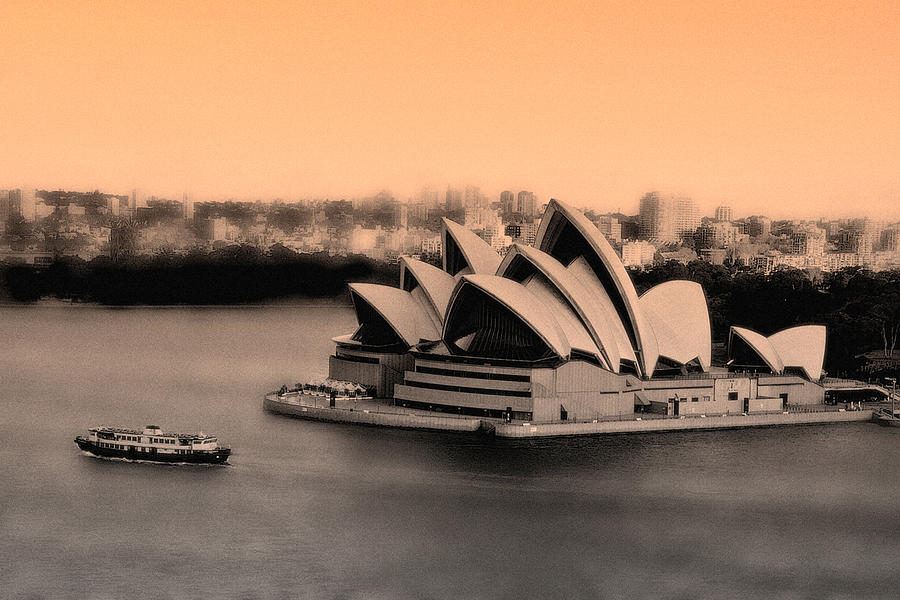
[695,221,743,249]
[4,188,37,221]
[499,190,515,214]
[639,192,700,242]
[183,194,194,221]
[202,217,227,241]
[593,215,622,243]
[882,228,900,252]
[790,228,826,255]
[445,187,463,212]
[745,215,771,237]
[714,205,732,222]
[621,240,656,267]
[517,191,537,217]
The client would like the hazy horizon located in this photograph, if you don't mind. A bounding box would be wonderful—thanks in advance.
[2,1,898,220]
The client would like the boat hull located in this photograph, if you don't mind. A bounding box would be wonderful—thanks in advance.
[75,437,231,464]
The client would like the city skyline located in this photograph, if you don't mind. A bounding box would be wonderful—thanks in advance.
[2,2,899,220]
[2,181,899,222]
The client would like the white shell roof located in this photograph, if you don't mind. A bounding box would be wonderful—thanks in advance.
[498,244,620,370]
[535,199,659,377]
[445,274,571,359]
[409,286,443,333]
[769,325,826,380]
[730,326,784,373]
[348,283,440,347]
[640,281,712,370]
[441,218,503,276]
[522,275,605,367]
[567,256,636,369]
[399,256,456,322]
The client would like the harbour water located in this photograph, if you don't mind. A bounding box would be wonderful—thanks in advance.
[1,304,899,599]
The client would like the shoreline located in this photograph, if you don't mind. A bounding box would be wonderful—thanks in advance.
[0,297,354,309]
[263,392,876,438]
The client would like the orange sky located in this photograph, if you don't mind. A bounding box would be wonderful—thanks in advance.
[2,0,899,218]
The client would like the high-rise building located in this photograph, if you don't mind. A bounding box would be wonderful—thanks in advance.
[398,203,408,230]
[0,190,10,224]
[500,190,515,214]
[445,187,463,212]
[517,191,536,217]
[182,193,194,221]
[464,185,487,209]
[131,189,147,211]
[8,188,36,221]
[714,206,733,222]
[881,228,900,252]
[639,192,700,242]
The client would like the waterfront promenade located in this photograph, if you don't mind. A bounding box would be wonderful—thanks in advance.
[263,391,484,432]
[264,391,876,437]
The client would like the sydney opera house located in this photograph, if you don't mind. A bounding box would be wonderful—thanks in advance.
[328,199,829,423]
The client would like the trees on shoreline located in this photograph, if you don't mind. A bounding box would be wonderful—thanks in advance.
[0,244,398,305]
[1,252,896,379]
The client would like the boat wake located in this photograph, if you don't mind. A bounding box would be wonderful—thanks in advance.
[79,451,230,467]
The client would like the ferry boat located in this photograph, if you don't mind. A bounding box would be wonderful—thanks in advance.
[74,425,231,464]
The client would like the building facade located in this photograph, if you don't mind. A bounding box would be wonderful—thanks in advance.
[639,192,700,242]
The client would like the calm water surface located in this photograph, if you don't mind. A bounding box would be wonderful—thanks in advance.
[1,304,899,599]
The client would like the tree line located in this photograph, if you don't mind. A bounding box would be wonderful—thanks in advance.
[0,244,398,306]
[1,251,897,379]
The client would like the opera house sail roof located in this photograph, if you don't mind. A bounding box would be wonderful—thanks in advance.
[339,199,825,383]
[347,282,440,348]
[640,281,712,371]
[535,199,661,376]
[443,274,571,362]
[441,217,503,277]
[729,325,826,380]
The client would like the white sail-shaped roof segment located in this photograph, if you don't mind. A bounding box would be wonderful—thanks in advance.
[640,281,712,371]
[769,325,826,380]
[443,274,571,359]
[534,199,659,377]
[567,256,636,369]
[729,326,784,373]
[498,244,619,370]
[409,286,443,332]
[348,283,440,347]
[441,218,502,277]
[399,256,456,324]
[521,275,605,367]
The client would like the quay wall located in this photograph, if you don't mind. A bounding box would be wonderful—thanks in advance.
[263,396,482,433]
[494,410,873,438]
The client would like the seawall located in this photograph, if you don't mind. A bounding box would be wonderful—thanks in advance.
[263,395,483,433]
[493,409,874,438]
[265,392,876,438]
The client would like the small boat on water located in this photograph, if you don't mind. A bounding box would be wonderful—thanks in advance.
[75,425,231,464]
